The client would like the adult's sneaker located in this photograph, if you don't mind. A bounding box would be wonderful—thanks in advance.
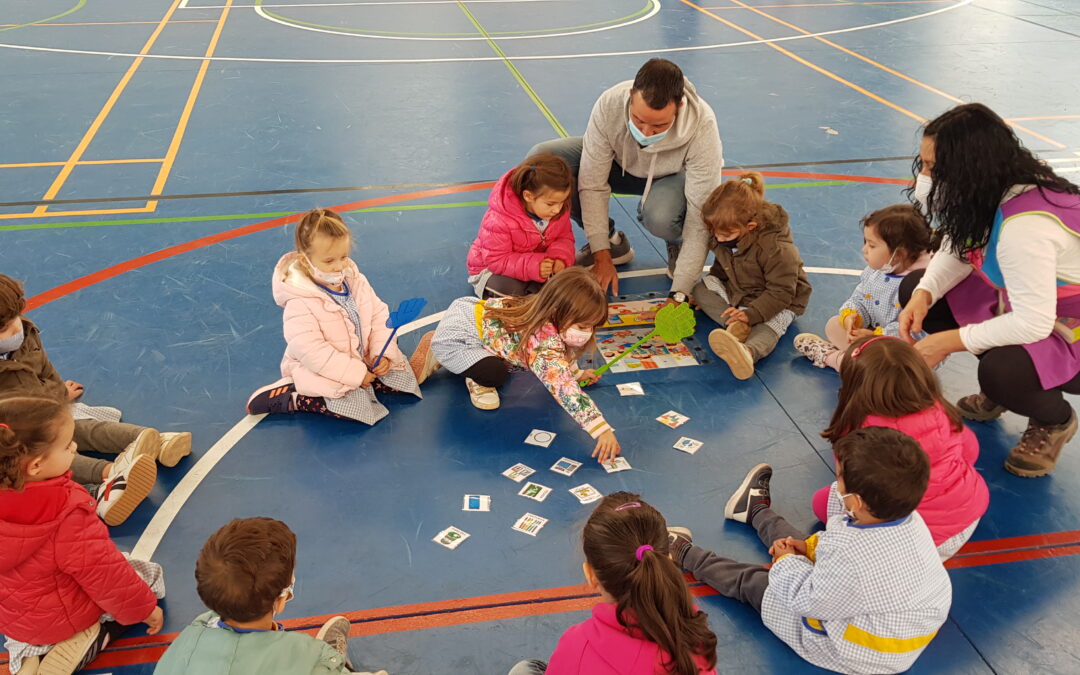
[96,452,157,527]
[575,230,635,266]
[724,463,773,524]
[956,392,1007,422]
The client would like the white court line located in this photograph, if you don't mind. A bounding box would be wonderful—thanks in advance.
[189,0,572,6]
[131,266,858,559]
[253,0,659,41]
[0,0,972,63]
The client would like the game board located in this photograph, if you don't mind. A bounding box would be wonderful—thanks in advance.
[603,298,666,327]
[594,327,700,373]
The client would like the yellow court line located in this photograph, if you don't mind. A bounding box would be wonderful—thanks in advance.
[0,158,165,169]
[0,20,214,27]
[701,0,949,8]
[0,206,156,221]
[679,0,926,123]
[720,0,1067,148]
[33,0,186,215]
[147,0,233,208]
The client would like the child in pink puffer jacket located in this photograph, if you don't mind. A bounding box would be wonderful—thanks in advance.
[245,209,426,425]
[466,153,576,298]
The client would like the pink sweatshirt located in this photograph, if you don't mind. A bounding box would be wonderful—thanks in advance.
[272,252,406,399]
[465,168,576,281]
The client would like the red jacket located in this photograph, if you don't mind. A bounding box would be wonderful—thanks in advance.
[0,473,158,644]
[466,168,576,281]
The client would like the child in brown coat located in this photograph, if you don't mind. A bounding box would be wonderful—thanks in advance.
[692,172,812,379]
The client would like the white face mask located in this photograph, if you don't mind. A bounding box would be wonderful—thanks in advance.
[839,492,858,522]
[562,327,593,347]
[305,256,345,286]
[913,174,933,214]
[879,249,899,275]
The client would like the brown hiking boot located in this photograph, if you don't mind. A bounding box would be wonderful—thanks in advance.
[1004,409,1078,478]
[956,392,1007,422]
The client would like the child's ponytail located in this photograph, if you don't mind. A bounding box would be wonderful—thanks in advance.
[293,208,351,256]
[0,396,68,490]
[583,492,718,675]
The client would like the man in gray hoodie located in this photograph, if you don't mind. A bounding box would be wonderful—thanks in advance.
[527,58,724,299]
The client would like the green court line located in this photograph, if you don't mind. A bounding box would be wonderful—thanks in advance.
[1,0,86,33]
[455,2,569,138]
[0,182,850,233]
[255,0,653,37]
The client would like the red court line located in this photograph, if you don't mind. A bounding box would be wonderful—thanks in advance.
[946,544,1080,570]
[951,529,1080,556]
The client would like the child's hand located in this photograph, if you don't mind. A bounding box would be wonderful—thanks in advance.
[539,258,555,280]
[552,260,566,275]
[839,313,859,332]
[369,358,392,377]
[65,380,85,401]
[846,328,876,343]
[578,369,601,386]
[722,307,749,325]
[768,536,807,560]
[361,371,377,388]
[591,430,620,465]
[144,606,164,635]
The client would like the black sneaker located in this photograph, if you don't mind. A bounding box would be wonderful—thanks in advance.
[667,526,694,565]
[724,463,772,524]
[575,229,635,266]
[246,378,296,415]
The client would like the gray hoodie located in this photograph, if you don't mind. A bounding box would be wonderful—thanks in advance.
[579,78,724,295]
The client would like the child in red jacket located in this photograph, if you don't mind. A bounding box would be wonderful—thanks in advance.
[466,153,577,298]
[0,396,165,674]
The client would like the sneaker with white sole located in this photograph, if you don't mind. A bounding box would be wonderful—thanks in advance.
[793,333,840,369]
[157,432,192,468]
[725,463,773,524]
[575,230,635,266]
[465,378,500,410]
[709,328,755,380]
[96,452,157,527]
[125,428,161,462]
[38,623,102,675]
[411,330,441,384]
[316,615,354,670]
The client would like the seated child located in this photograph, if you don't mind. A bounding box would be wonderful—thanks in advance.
[154,517,387,675]
[795,204,933,369]
[509,492,717,675]
[466,153,576,298]
[669,427,951,675]
[0,274,192,526]
[692,172,812,380]
[0,396,165,675]
[246,208,426,425]
[817,335,988,559]
[421,267,619,464]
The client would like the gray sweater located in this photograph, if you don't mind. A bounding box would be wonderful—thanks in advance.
[579,78,724,295]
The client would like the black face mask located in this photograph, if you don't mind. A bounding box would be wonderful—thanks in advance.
[716,238,739,249]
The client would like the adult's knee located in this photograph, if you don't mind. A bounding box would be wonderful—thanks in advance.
[978,346,1036,402]
[639,195,686,242]
[525,137,582,169]
[899,269,926,307]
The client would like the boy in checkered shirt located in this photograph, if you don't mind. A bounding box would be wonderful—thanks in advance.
[668,427,951,674]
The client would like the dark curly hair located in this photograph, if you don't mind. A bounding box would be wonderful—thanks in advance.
[909,103,1079,257]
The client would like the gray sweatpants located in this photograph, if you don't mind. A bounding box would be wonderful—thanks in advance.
[678,508,803,612]
[70,419,147,485]
[692,279,780,362]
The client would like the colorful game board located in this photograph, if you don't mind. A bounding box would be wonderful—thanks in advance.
[595,327,699,373]
[603,298,666,327]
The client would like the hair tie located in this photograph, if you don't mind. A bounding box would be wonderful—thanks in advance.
[742,176,754,185]
[0,423,9,430]
[850,335,893,359]
[614,502,641,511]
[635,545,653,561]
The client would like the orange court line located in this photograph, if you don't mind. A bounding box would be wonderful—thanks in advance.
[0,158,164,169]
[701,0,949,8]
[32,0,186,216]
[718,0,1068,148]
[1006,115,1080,122]
[147,0,233,208]
[0,20,215,27]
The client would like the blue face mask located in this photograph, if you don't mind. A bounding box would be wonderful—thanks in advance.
[0,328,24,355]
[628,115,668,147]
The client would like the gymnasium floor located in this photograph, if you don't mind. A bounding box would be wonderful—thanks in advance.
[2,0,1079,672]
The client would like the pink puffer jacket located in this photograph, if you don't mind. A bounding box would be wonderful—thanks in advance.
[0,474,157,644]
[273,253,406,399]
[465,168,576,280]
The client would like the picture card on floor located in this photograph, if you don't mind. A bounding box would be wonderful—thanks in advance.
[525,429,556,447]
[616,382,645,396]
[502,463,536,482]
[513,513,549,536]
[518,482,552,502]
[673,437,703,454]
[462,495,491,512]
[570,483,603,504]
[550,457,583,476]
[657,411,690,428]
[603,457,632,473]
[433,526,470,549]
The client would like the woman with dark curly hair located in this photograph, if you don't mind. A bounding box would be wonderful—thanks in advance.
[898,103,1080,478]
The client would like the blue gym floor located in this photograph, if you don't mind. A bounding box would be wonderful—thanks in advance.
[2,0,1080,672]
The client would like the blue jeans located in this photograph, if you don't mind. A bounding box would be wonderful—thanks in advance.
[528,136,687,244]
[508,660,548,675]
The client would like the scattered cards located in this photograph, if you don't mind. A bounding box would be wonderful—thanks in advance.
[433,526,470,549]
[570,483,604,504]
[524,429,557,447]
[673,437,703,454]
[603,457,632,473]
[550,457,583,476]
[462,494,491,512]
[502,463,536,482]
[518,482,552,502]
[513,513,549,536]
[657,410,690,428]
[617,382,645,396]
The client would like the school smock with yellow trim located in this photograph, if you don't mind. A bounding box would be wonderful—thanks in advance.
[430,297,612,438]
[838,252,931,337]
[762,510,951,675]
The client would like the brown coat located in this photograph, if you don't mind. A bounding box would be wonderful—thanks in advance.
[706,201,812,325]
[0,318,67,402]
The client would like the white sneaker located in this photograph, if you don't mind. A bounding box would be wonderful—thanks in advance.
[97,451,157,527]
[158,432,192,467]
[465,378,500,410]
[38,624,101,675]
[708,328,754,380]
[126,428,161,462]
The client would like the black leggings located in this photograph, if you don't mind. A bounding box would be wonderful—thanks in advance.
[462,356,510,388]
[900,271,1080,425]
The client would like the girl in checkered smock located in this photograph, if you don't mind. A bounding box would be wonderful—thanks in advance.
[794,204,933,371]
[246,209,426,426]
[420,267,620,464]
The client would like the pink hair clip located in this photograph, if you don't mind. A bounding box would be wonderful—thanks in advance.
[0,423,9,429]
[614,502,641,511]
[635,545,653,561]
